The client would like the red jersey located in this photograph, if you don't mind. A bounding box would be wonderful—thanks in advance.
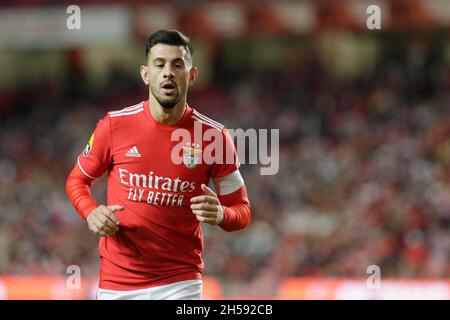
[69,100,242,290]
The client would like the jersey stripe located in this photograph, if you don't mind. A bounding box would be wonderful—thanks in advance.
[77,156,97,179]
[192,115,223,131]
[213,170,244,195]
[109,102,144,115]
[193,109,224,128]
[109,108,144,117]
[109,102,144,114]
[193,110,224,129]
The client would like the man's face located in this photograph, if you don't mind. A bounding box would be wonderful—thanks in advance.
[143,43,196,108]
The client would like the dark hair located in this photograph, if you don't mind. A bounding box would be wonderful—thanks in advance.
[145,29,193,61]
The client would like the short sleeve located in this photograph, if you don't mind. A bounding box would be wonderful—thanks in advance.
[210,128,240,179]
[77,115,112,179]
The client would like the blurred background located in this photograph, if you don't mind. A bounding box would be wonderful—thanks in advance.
[0,0,449,299]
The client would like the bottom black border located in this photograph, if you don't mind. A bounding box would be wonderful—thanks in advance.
[1,300,446,319]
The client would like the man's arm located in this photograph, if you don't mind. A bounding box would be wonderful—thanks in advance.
[217,181,251,232]
[65,115,122,237]
[66,163,99,220]
[66,159,123,237]
[190,170,251,232]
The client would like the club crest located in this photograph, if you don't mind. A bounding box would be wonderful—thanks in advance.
[182,143,202,169]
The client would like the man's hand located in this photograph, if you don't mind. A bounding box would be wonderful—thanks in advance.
[190,184,224,225]
[87,205,123,237]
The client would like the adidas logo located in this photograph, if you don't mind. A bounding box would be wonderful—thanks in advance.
[125,146,141,158]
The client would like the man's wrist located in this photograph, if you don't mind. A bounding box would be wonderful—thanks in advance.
[217,205,226,225]
[82,203,99,220]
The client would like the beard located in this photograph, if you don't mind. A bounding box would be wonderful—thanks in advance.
[150,85,182,109]
[156,96,180,109]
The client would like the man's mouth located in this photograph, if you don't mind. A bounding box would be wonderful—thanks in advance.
[161,82,176,90]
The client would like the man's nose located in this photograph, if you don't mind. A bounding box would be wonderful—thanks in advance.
[163,66,175,79]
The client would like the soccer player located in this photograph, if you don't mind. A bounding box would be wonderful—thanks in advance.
[65,30,251,300]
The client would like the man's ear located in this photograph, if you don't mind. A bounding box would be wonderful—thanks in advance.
[189,67,198,87]
[140,65,149,85]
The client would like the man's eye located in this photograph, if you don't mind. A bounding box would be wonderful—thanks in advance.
[156,65,163,68]
[175,64,183,68]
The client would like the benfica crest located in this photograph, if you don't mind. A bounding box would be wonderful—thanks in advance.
[182,143,202,169]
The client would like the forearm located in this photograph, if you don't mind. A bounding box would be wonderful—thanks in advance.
[65,165,98,220]
[220,202,251,232]
[218,186,251,232]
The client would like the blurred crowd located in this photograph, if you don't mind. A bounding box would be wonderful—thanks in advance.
[0,32,449,297]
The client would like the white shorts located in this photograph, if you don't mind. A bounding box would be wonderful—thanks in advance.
[96,279,203,300]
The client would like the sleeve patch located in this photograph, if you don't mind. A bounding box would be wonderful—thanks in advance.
[83,133,94,157]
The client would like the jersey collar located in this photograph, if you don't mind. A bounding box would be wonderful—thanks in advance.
[143,99,193,130]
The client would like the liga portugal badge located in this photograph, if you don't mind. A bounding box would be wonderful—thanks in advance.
[182,143,201,169]
[83,133,94,156]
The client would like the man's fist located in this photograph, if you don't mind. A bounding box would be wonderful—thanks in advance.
[190,184,224,225]
[87,205,123,237]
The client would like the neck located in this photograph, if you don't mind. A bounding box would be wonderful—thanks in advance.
[149,94,186,125]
